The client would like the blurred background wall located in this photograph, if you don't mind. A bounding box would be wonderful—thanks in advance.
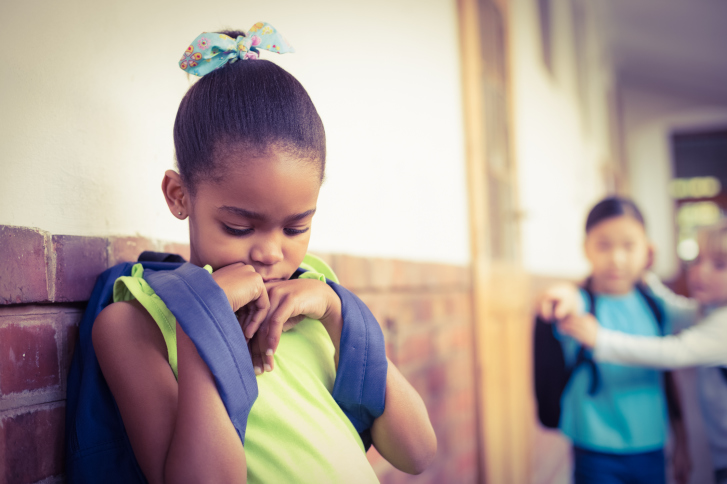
[0,0,470,265]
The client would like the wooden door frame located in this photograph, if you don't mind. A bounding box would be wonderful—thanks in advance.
[457,0,531,482]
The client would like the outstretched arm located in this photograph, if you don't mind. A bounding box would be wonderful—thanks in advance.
[558,310,727,368]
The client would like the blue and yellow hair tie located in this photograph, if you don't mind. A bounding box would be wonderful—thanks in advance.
[179,22,294,77]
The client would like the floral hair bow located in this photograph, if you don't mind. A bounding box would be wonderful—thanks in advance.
[179,22,294,77]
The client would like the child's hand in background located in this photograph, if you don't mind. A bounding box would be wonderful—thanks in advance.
[245,279,343,374]
[557,313,600,348]
[537,283,582,321]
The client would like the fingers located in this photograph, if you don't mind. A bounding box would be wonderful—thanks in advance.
[262,295,296,371]
[539,298,554,321]
[248,333,264,376]
[242,288,270,340]
[553,299,574,321]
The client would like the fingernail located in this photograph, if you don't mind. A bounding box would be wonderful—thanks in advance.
[266,349,274,356]
[264,364,272,372]
[254,366,262,375]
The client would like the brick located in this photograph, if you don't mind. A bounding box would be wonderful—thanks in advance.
[60,313,81,392]
[369,258,394,291]
[0,226,49,305]
[396,330,433,367]
[445,355,474,390]
[161,242,191,262]
[434,322,472,360]
[108,236,156,266]
[0,323,60,395]
[1,405,65,483]
[413,296,433,324]
[426,364,448,395]
[51,235,108,302]
[333,254,370,291]
[445,386,476,418]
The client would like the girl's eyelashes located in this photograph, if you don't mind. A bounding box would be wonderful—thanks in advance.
[223,224,309,237]
[284,227,309,236]
[224,224,253,236]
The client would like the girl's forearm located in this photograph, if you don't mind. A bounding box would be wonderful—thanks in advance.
[165,323,246,483]
[370,360,437,475]
[595,316,727,368]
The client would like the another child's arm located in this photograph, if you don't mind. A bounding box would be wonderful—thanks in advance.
[246,279,436,475]
[557,310,727,368]
[642,272,699,332]
[93,263,268,483]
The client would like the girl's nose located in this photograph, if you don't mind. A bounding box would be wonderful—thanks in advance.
[611,249,626,267]
[250,237,284,266]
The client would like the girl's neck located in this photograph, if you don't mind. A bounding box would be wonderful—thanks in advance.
[589,277,635,296]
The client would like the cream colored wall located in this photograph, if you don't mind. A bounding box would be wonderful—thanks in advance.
[621,85,727,279]
[0,0,469,265]
[509,0,615,278]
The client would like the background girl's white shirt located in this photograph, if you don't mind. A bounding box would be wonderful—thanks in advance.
[593,273,727,470]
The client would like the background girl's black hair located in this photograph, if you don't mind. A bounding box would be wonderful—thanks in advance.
[585,196,645,233]
[174,30,326,192]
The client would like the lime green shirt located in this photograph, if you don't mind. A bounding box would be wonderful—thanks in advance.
[113,255,379,483]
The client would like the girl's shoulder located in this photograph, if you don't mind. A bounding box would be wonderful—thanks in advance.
[92,299,170,376]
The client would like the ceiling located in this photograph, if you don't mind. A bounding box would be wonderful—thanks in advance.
[598,0,727,105]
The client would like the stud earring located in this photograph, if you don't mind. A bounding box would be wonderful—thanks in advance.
[178,211,182,216]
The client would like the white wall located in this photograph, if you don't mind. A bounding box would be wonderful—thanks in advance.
[621,85,727,279]
[509,0,615,277]
[0,0,470,265]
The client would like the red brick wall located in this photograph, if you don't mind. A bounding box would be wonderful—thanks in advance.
[0,225,478,484]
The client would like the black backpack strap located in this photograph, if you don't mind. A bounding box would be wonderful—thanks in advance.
[635,283,665,334]
[578,279,601,395]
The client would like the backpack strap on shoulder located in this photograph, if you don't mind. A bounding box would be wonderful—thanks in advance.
[295,255,387,434]
[579,279,601,395]
[635,282,665,334]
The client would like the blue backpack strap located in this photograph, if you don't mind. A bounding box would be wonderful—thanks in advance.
[66,261,183,484]
[292,267,388,433]
[326,280,388,432]
[144,263,258,444]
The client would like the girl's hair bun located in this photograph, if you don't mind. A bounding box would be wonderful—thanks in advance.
[173,33,325,192]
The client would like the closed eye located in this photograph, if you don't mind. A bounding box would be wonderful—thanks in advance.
[284,227,309,236]
[224,225,253,236]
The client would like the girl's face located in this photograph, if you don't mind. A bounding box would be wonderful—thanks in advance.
[687,249,727,306]
[584,215,651,295]
[182,151,321,281]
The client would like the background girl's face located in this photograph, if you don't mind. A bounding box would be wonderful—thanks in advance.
[584,215,651,295]
[186,150,321,281]
[687,249,727,306]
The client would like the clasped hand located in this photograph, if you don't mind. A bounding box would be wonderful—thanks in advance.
[210,262,341,375]
[536,283,600,348]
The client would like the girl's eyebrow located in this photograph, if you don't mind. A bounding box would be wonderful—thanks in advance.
[219,206,265,220]
[218,206,316,222]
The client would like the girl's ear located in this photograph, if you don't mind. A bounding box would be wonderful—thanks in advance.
[162,170,189,220]
[645,242,656,271]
